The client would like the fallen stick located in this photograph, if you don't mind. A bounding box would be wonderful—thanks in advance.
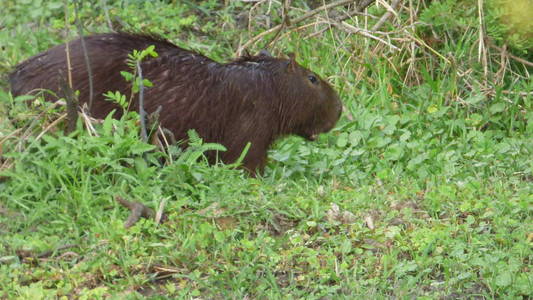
[116,196,167,228]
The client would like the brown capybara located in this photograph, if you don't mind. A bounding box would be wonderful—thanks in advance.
[9,32,342,175]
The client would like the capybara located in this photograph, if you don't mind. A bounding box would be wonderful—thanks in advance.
[9,33,342,175]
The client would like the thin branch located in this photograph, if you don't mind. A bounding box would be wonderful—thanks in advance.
[477,0,489,80]
[265,0,292,48]
[59,77,79,133]
[63,1,78,134]
[155,198,167,225]
[372,0,400,31]
[115,196,163,229]
[73,0,94,111]
[489,43,533,68]
[404,30,451,64]
[136,61,148,143]
[63,1,73,89]
[237,0,376,55]
[37,244,79,259]
[101,0,114,31]
[35,114,67,141]
[307,6,380,38]
[80,104,99,136]
[334,20,400,51]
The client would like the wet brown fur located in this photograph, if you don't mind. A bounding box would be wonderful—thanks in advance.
[9,32,342,174]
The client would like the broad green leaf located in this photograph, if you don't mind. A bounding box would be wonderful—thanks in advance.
[495,271,512,287]
[336,132,348,148]
[489,102,506,114]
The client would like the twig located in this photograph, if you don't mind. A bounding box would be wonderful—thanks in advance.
[334,20,400,51]
[73,0,94,111]
[156,126,176,163]
[489,43,533,68]
[237,0,375,55]
[116,196,156,229]
[101,0,114,31]
[37,244,79,258]
[307,6,379,38]
[404,30,451,64]
[152,265,182,281]
[79,104,99,136]
[16,244,79,261]
[155,198,167,225]
[63,1,78,134]
[494,42,507,85]
[403,0,420,86]
[35,114,67,141]
[58,76,79,134]
[0,128,23,147]
[136,62,148,143]
[116,196,168,229]
[477,0,489,80]
[265,0,292,48]
[10,99,65,155]
[63,1,73,89]
[501,90,533,97]
[372,0,400,31]
[247,0,270,34]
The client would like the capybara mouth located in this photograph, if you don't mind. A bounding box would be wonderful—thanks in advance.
[306,134,317,141]
[301,122,337,141]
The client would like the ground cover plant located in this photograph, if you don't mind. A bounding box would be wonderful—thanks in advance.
[0,0,531,298]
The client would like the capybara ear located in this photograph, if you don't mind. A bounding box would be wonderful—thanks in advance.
[258,49,272,57]
[286,53,297,72]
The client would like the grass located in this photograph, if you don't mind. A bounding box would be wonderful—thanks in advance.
[0,0,532,299]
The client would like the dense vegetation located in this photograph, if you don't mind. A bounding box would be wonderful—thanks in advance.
[1,0,531,298]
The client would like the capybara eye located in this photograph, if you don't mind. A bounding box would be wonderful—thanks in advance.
[308,75,318,84]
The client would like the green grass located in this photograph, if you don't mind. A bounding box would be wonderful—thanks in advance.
[1,0,532,299]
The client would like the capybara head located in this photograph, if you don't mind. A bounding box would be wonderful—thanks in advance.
[271,53,342,141]
[9,33,342,175]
